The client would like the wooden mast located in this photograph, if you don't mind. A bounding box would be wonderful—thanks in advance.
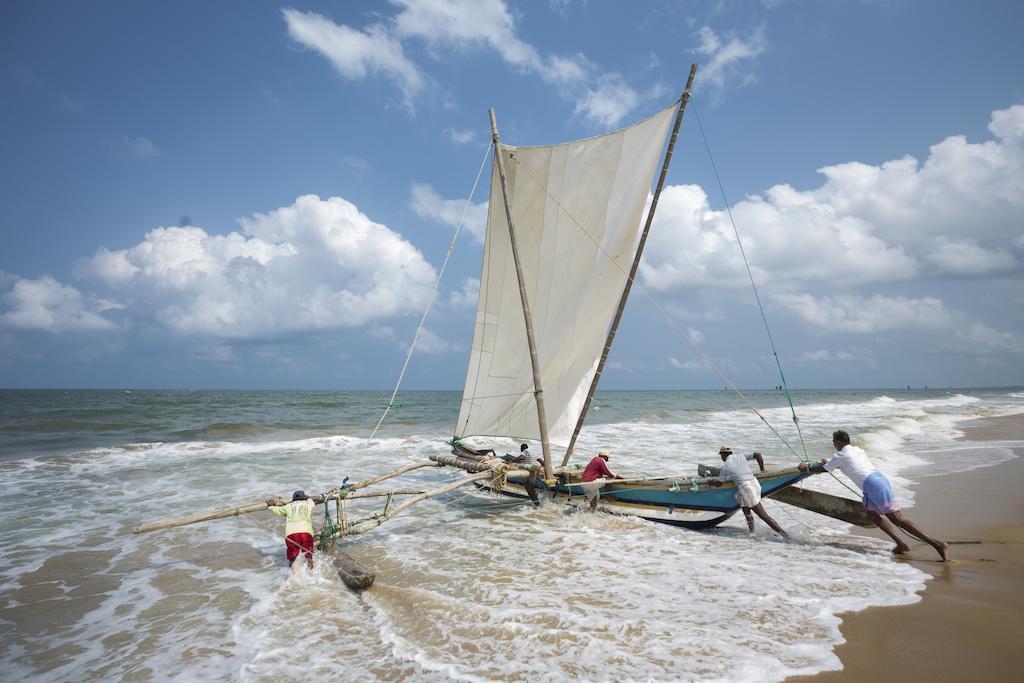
[488,108,554,484]
[562,63,699,467]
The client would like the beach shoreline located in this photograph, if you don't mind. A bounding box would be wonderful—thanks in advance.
[791,412,1024,682]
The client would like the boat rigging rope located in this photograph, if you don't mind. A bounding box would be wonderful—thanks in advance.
[369,140,494,441]
[689,97,861,498]
[690,97,811,464]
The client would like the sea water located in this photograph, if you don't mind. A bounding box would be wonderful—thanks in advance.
[0,388,1022,681]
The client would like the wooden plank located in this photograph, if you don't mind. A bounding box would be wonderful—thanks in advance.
[769,486,874,527]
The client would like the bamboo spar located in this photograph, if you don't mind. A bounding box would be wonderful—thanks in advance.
[346,471,493,535]
[133,460,440,534]
[489,108,554,484]
[562,63,699,467]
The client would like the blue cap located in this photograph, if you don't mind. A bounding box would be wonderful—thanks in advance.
[292,490,306,501]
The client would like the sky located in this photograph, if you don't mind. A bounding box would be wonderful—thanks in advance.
[1,0,1022,391]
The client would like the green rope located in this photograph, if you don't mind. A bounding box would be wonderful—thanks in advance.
[317,497,340,550]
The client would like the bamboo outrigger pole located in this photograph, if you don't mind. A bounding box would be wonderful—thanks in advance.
[489,108,555,484]
[562,63,699,466]
[345,470,494,535]
[133,460,441,534]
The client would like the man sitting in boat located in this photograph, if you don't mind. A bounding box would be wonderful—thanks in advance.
[581,450,622,512]
[707,446,788,538]
[501,443,543,505]
[265,490,324,571]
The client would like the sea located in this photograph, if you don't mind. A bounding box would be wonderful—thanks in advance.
[1,387,1022,681]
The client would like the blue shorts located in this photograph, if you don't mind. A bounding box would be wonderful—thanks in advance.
[862,471,900,514]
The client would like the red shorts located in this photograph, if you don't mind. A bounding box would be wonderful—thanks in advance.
[285,532,315,565]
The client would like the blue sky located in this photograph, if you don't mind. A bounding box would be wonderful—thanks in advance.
[1,0,1022,390]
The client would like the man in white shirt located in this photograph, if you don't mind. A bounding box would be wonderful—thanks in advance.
[800,430,947,560]
[708,445,787,537]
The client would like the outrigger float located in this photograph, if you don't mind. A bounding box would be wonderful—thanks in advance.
[134,63,874,589]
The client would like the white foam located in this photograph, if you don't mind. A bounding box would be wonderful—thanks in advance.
[2,389,1020,679]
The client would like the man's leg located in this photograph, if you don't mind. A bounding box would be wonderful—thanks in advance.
[752,503,788,538]
[525,477,539,505]
[886,511,948,560]
[741,507,754,532]
[866,510,911,554]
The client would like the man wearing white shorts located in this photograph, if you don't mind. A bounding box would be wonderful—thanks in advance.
[709,445,787,537]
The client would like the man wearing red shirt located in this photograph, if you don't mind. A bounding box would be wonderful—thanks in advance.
[581,450,622,511]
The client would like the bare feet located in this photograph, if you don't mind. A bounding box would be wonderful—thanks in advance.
[935,541,948,561]
[892,543,911,555]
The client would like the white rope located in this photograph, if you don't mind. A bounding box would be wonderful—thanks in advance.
[369,141,494,440]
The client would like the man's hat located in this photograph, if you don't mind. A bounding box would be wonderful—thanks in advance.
[718,445,733,455]
[598,450,610,458]
[292,490,307,501]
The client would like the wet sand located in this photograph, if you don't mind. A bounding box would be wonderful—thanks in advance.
[792,413,1024,681]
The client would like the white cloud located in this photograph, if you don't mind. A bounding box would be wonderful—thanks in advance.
[801,349,830,362]
[669,356,702,370]
[800,348,865,363]
[283,2,653,127]
[409,182,488,242]
[391,0,587,87]
[693,25,766,92]
[0,276,119,333]
[641,104,1024,292]
[448,277,479,310]
[574,73,640,128]
[548,0,572,19]
[640,184,918,292]
[774,293,1021,354]
[72,195,437,338]
[401,327,456,354]
[119,135,160,160]
[928,237,1016,276]
[687,326,704,344]
[283,8,425,104]
[445,127,475,145]
[774,293,952,334]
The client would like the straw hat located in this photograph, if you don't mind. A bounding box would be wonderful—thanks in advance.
[718,445,732,455]
[597,450,610,458]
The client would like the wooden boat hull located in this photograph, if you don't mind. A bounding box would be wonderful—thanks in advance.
[473,467,811,530]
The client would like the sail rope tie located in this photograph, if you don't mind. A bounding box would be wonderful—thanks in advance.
[370,139,493,441]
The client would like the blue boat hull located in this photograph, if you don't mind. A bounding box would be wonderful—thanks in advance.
[477,468,810,530]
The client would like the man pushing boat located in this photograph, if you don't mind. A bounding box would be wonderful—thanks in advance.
[800,430,948,560]
[581,450,623,511]
[265,490,325,571]
[708,445,788,538]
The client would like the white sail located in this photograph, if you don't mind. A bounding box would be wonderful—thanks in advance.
[456,102,678,446]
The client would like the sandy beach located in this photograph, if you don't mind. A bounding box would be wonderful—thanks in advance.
[792,413,1024,681]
